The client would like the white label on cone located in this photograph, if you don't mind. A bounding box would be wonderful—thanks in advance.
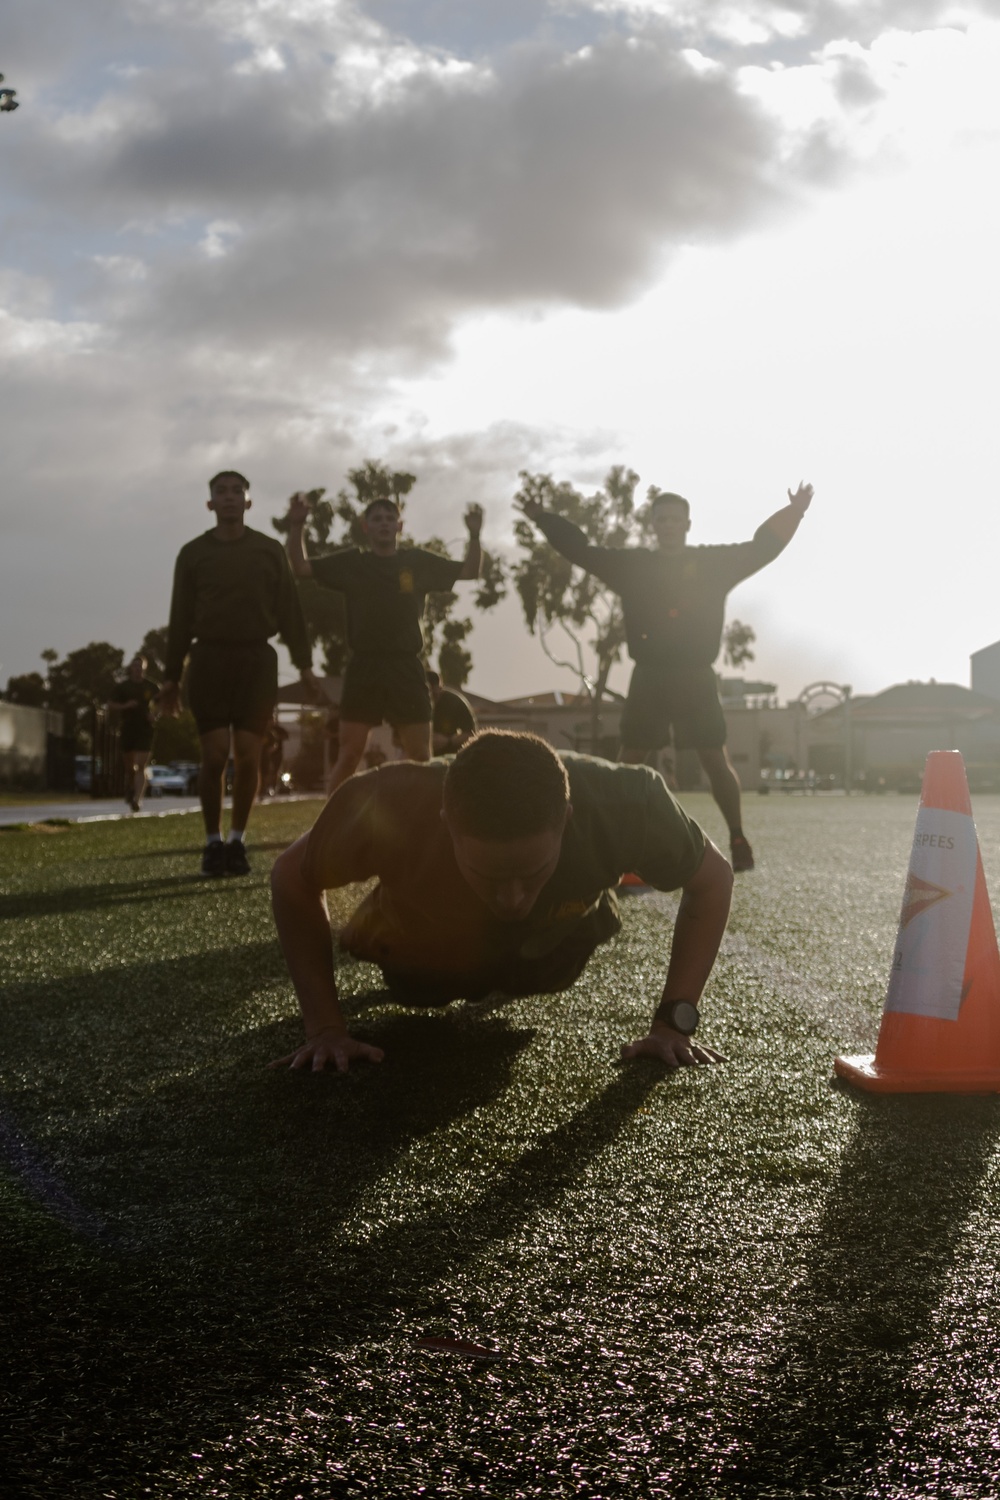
[884,806,977,1021]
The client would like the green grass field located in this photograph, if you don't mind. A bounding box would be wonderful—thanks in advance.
[4,793,1000,1499]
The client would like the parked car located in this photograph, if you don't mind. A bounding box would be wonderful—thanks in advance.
[146,764,188,796]
[168,760,200,794]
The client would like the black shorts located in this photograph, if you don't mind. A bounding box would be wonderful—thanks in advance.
[119,730,154,755]
[339,654,432,728]
[619,662,727,752]
[187,641,278,737]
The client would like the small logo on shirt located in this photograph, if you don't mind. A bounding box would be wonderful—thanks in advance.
[399,570,414,594]
[551,899,590,920]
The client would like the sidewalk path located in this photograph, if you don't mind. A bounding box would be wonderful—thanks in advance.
[0,794,320,828]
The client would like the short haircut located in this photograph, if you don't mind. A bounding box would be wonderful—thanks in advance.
[649,490,690,518]
[443,731,570,840]
[363,498,400,519]
[425,669,441,688]
[208,470,250,491]
[130,654,147,666]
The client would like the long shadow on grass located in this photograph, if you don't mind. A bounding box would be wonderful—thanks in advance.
[0,872,242,920]
[0,950,659,1498]
[0,950,538,1495]
[717,1093,1000,1499]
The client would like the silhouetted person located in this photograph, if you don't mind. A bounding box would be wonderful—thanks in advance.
[107,654,158,812]
[285,492,482,794]
[160,471,319,877]
[519,482,814,871]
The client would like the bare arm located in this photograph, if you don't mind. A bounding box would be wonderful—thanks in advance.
[760,481,814,549]
[268,834,384,1073]
[621,840,734,1068]
[457,504,483,581]
[285,491,314,580]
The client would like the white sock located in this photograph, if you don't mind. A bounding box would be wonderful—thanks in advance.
[207,833,223,845]
[227,829,245,844]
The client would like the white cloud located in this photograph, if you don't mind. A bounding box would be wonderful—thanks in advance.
[198,220,242,259]
[2,0,1000,698]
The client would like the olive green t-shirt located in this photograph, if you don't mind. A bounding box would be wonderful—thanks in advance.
[164,527,312,681]
[433,688,477,741]
[535,512,785,668]
[310,548,463,656]
[110,677,158,738]
[302,752,706,980]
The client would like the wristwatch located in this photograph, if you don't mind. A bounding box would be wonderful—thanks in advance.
[653,999,700,1035]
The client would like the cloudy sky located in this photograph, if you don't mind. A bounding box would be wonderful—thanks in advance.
[2,0,999,703]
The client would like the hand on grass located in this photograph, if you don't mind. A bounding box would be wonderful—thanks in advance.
[621,1026,727,1069]
[269,1028,385,1074]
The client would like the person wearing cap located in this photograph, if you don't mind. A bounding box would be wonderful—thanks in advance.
[517,483,814,872]
[269,729,733,1076]
[159,471,320,877]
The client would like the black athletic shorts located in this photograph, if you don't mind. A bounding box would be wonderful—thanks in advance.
[119,729,154,754]
[619,662,727,752]
[187,641,278,737]
[339,653,432,728]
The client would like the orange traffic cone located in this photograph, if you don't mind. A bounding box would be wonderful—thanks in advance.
[835,750,1000,1093]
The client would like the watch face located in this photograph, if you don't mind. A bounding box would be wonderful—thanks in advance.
[670,1000,699,1035]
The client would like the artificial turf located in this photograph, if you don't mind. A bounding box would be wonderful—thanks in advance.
[3,794,1000,1498]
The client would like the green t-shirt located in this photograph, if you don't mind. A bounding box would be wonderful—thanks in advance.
[302,752,705,981]
[433,688,477,742]
[310,547,463,656]
[535,513,785,667]
[164,527,312,681]
[110,677,158,738]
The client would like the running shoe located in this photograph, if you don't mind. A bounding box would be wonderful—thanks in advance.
[730,834,755,873]
[200,841,227,878]
[224,840,251,877]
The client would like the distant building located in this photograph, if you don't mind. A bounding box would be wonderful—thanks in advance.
[276,671,1000,793]
[808,681,1000,788]
[971,640,1000,702]
[0,703,67,790]
[475,690,623,760]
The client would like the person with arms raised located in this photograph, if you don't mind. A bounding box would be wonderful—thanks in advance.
[519,481,814,871]
[285,491,483,793]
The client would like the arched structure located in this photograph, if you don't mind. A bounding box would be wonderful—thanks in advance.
[797,681,851,716]
[797,681,854,787]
